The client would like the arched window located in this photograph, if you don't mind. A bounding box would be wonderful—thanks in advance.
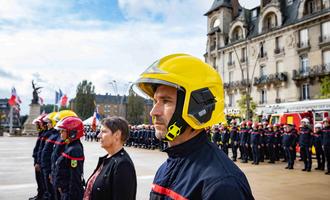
[262,12,277,32]
[231,26,243,42]
[303,0,323,16]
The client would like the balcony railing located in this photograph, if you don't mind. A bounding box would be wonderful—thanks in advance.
[240,57,247,63]
[210,44,216,51]
[292,63,330,80]
[296,40,310,52]
[253,72,288,86]
[262,24,277,33]
[224,79,249,91]
[227,61,235,66]
[319,35,330,48]
[275,98,281,103]
[274,47,285,55]
[258,52,268,62]
[230,37,244,43]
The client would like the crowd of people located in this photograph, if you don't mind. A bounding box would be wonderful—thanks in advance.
[83,124,169,151]
[30,110,137,200]
[207,117,330,174]
[83,117,330,175]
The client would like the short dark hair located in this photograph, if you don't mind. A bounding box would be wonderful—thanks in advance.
[101,116,129,143]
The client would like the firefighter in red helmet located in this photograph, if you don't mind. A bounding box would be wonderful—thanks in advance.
[54,116,85,199]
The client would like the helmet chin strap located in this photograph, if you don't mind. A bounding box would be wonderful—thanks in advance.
[164,89,188,142]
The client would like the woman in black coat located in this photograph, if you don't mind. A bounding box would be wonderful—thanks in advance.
[83,117,137,200]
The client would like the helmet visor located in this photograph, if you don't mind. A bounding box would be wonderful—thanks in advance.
[134,78,182,99]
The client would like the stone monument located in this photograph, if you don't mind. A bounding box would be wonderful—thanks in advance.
[22,80,42,136]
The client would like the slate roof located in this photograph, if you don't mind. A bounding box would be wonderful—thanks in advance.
[205,0,233,15]
[206,0,330,48]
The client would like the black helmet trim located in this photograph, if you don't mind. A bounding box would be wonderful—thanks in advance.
[165,89,188,141]
[188,88,216,125]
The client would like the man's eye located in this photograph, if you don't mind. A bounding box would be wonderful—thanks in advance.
[163,99,170,104]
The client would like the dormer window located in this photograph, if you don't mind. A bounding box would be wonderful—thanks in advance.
[303,0,324,16]
[262,12,278,33]
[231,26,244,42]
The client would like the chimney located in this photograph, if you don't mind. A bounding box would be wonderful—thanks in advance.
[231,0,239,18]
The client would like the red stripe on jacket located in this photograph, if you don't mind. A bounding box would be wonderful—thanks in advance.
[61,152,84,161]
[152,184,188,200]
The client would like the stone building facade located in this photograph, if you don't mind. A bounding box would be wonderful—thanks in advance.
[204,0,330,116]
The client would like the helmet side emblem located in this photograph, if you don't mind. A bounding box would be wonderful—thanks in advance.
[166,122,182,141]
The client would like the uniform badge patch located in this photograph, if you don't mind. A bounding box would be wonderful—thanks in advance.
[71,160,77,168]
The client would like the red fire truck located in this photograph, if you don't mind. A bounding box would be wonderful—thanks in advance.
[268,99,330,129]
[267,99,330,154]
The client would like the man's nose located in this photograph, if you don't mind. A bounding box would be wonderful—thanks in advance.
[150,102,162,117]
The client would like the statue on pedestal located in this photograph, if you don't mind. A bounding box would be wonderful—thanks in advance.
[32,80,42,104]
[23,80,42,135]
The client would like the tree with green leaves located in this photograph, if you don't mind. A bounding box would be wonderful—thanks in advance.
[127,89,145,125]
[41,104,58,114]
[72,80,96,120]
[237,94,257,120]
[320,76,330,98]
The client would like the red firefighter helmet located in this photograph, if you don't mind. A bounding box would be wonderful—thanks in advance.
[55,116,84,141]
[252,122,259,129]
[267,124,273,129]
[240,121,246,126]
[247,121,253,126]
[32,113,47,125]
[274,123,281,127]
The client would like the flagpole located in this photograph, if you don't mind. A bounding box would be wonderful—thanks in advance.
[9,106,13,134]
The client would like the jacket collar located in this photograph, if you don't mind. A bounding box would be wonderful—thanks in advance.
[99,148,125,164]
[164,131,207,158]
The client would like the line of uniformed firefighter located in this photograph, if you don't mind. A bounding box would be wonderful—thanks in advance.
[84,124,166,151]
[29,110,85,200]
[211,117,330,174]
[125,124,168,150]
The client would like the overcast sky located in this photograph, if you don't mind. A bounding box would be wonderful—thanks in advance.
[0,0,259,114]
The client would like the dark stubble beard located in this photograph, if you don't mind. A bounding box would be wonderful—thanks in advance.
[153,116,168,140]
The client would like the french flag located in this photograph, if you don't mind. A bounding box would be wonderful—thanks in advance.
[91,106,101,131]
[8,87,21,106]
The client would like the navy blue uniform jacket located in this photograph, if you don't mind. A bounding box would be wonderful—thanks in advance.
[250,130,261,146]
[54,139,84,200]
[150,131,254,200]
[322,126,330,146]
[41,128,59,175]
[298,127,313,147]
[32,130,44,165]
[221,129,230,144]
[230,126,239,143]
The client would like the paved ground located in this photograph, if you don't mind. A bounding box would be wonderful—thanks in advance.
[0,136,329,200]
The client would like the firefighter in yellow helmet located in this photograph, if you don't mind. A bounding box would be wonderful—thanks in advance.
[134,54,254,199]
[40,112,59,200]
[50,110,78,200]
